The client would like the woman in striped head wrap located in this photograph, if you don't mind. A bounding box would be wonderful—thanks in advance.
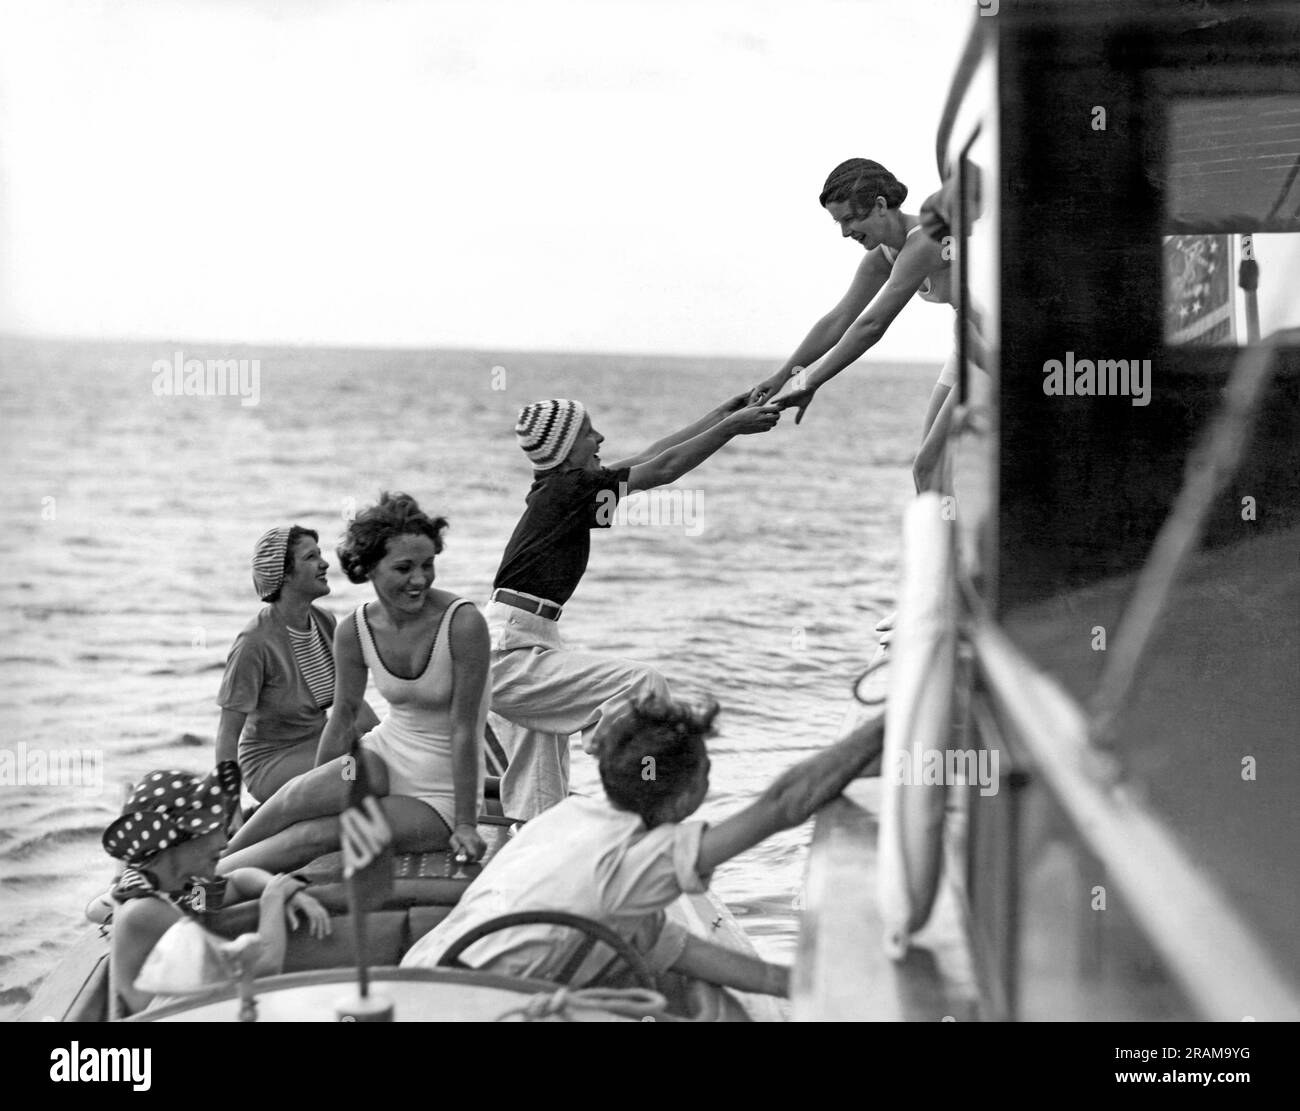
[220,492,492,872]
[215,525,380,803]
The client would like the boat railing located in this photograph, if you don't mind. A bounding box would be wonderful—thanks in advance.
[968,606,1300,1022]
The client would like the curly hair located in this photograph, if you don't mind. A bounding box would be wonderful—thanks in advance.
[337,492,448,584]
[596,695,719,827]
[819,158,908,213]
[262,525,319,604]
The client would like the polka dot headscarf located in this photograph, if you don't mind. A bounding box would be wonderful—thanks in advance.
[101,761,241,865]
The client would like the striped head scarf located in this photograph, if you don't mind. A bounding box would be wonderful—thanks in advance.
[252,526,292,600]
[515,399,587,471]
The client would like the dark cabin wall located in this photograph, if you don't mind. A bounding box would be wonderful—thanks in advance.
[994,5,1300,617]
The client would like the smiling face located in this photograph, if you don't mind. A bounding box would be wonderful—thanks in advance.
[369,532,438,614]
[825,196,889,250]
[283,535,330,601]
[565,414,605,473]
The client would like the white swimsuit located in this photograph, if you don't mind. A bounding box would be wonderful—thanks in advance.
[355,599,487,831]
[881,223,958,388]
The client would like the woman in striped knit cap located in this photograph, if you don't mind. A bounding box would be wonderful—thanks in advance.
[215,526,380,803]
[486,393,779,821]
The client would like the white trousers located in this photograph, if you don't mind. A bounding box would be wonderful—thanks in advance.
[485,600,670,820]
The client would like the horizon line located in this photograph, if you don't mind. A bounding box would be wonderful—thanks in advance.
[0,327,947,369]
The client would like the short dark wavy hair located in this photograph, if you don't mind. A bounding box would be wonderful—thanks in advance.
[596,695,719,827]
[262,525,319,604]
[337,492,448,584]
[819,158,908,213]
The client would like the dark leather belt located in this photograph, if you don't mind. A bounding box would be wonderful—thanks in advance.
[491,589,563,621]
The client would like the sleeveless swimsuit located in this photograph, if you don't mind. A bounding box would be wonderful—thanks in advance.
[355,598,488,832]
[881,223,958,388]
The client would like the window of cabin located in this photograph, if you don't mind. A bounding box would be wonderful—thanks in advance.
[1162,95,1300,346]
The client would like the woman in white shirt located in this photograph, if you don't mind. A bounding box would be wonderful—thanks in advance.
[402,695,884,1002]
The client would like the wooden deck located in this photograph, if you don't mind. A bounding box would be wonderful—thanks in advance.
[792,778,980,1022]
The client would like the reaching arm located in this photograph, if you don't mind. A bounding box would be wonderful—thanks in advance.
[750,250,892,402]
[447,603,491,861]
[625,405,780,493]
[776,237,946,422]
[670,934,789,996]
[315,614,369,766]
[608,393,749,471]
[696,711,885,876]
[215,708,246,766]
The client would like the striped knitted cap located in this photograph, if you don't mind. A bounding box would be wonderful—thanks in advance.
[515,399,587,471]
[252,526,292,600]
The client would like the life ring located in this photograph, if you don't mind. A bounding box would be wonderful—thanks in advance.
[877,493,956,959]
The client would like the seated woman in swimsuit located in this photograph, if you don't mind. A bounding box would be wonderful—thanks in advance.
[219,492,490,873]
[749,158,957,493]
[216,525,382,803]
[102,762,330,1017]
[401,695,884,1002]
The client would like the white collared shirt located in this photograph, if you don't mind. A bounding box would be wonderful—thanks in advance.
[402,795,708,982]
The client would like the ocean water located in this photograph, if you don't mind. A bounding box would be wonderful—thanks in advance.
[0,335,936,1018]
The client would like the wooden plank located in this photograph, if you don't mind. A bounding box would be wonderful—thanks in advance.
[792,780,979,1022]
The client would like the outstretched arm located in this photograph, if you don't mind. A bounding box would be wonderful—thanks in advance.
[696,711,885,876]
[315,614,369,766]
[608,392,750,471]
[670,934,789,996]
[750,250,892,402]
[625,404,780,493]
[776,238,945,423]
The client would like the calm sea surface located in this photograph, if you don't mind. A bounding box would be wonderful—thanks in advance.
[0,336,936,1017]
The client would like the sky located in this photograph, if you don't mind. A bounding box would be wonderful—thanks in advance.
[0,0,974,361]
[0,1,1294,360]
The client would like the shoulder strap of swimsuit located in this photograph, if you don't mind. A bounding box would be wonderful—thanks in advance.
[352,603,379,665]
[438,598,474,664]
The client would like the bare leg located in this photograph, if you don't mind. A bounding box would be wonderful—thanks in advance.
[218,794,453,874]
[919,380,951,440]
[224,751,389,855]
[245,739,319,804]
[913,382,957,494]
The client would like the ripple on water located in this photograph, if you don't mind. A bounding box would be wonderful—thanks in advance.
[0,826,105,861]
[0,341,923,1010]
